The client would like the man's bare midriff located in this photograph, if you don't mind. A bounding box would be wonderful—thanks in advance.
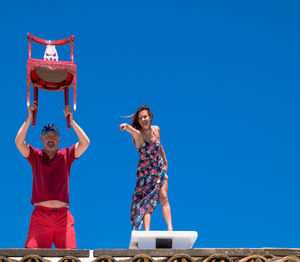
[34,200,69,208]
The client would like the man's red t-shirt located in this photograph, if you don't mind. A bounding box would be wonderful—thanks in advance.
[26,144,77,205]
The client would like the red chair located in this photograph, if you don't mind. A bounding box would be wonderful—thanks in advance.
[27,33,77,129]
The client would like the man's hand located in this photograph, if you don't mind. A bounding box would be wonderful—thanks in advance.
[27,102,38,123]
[63,105,74,123]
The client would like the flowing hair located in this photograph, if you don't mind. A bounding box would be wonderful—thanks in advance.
[122,105,153,130]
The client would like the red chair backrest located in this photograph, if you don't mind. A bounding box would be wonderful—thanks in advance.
[27,33,75,62]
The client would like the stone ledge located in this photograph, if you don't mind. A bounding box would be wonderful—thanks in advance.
[93,249,300,258]
[0,249,90,257]
[0,248,299,259]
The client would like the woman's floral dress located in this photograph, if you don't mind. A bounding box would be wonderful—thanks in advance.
[130,137,168,230]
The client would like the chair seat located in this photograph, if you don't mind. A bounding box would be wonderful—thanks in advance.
[27,59,77,91]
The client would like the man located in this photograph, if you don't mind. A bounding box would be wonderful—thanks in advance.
[15,102,90,249]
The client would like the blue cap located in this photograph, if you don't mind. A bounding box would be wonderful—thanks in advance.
[41,124,60,136]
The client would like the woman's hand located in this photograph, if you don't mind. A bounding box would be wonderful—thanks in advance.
[164,163,168,171]
[119,123,127,131]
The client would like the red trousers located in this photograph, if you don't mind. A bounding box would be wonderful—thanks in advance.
[25,206,76,249]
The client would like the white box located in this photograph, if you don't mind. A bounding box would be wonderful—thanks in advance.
[129,231,198,249]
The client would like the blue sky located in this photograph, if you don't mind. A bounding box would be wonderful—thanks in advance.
[1,0,300,249]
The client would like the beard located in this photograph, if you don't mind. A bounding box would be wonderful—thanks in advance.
[45,141,57,151]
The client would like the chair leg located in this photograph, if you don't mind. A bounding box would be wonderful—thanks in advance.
[64,88,70,129]
[27,65,30,107]
[32,86,38,127]
[73,73,77,111]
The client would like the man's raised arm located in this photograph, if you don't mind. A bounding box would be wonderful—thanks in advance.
[63,105,90,158]
[15,103,37,158]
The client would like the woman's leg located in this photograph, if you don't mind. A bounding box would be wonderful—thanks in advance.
[143,211,151,231]
[159,181,173,231]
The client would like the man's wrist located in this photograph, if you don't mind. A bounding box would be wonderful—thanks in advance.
[25,118,32,125]
[70,119,75,126]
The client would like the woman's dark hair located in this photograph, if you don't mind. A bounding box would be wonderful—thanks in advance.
[131,105,153,130]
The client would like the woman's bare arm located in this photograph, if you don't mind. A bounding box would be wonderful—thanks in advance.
[119,123,143,148]
[159,144,168,171]
[154,126,168,171]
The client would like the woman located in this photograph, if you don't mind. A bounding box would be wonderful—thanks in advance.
[119,105,173,231]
